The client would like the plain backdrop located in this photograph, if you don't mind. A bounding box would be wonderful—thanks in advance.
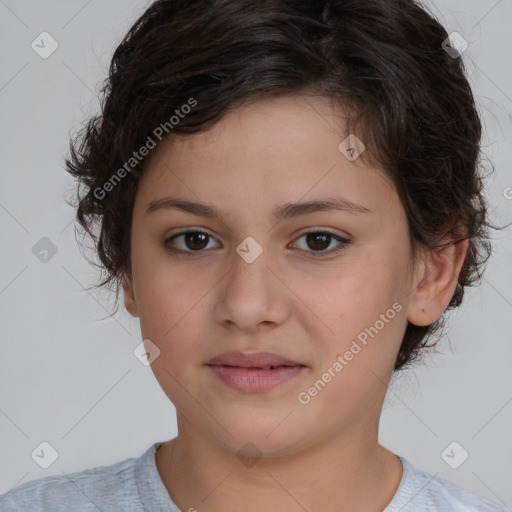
[0,0,511,507]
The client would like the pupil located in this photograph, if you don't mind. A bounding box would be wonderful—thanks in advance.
[307,233,330,251]
[185,232,208,250]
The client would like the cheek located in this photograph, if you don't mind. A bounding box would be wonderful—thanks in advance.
[133,275,216,396]
[303,253,408,367]
[302,258,402,330]
[130,244,211,335]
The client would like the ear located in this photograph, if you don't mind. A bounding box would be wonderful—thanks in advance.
[407,231,469,327]
[122,268,139,318]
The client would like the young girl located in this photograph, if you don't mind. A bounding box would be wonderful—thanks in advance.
[1,0,508,510]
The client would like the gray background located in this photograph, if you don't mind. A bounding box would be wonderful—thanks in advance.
[0,0,511,507]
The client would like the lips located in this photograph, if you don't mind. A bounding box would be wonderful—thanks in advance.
[206,351,304,369]
[206,351,306,392]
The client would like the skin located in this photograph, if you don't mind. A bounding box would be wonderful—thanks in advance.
[122,93,468,512]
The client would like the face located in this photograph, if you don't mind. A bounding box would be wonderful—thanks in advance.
[123,94,421,457]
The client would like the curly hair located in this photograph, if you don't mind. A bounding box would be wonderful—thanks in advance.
[65,0,496,370]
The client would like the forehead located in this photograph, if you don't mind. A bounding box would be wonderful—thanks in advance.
[135,94,399,221]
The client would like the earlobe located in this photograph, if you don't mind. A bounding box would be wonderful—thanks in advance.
[406,238,469,327]
[122,272,139,318]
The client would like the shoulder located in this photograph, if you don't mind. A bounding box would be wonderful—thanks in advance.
[385,457,510,512]
[0,443,162,512]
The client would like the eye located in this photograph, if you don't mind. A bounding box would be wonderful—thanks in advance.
[165,230,221,252]
[165,229,350,257]
[290,230,349,257]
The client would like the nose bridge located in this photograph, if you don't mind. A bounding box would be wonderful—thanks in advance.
[229,236,272,292]
[215,236,289,329]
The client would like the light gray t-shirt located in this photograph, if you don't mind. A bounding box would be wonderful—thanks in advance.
[0,442,509,511]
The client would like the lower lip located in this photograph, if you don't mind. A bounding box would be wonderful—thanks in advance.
[207,365,305,392]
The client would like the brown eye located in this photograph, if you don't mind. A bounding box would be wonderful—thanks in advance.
[184,232,209,250]
[165,229,349,257]
[165,230,220,252]
[292,230,350,258]
[305,232,331,251]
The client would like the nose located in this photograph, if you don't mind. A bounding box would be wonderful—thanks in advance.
[214,240,290,333]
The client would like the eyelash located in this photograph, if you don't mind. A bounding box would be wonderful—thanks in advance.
[165,229,350,258]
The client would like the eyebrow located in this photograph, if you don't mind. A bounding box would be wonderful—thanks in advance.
[145,196,371,221]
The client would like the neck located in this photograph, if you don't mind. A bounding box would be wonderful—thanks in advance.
[156,416,403,512]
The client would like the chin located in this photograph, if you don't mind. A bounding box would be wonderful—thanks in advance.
[206,418,316,460]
